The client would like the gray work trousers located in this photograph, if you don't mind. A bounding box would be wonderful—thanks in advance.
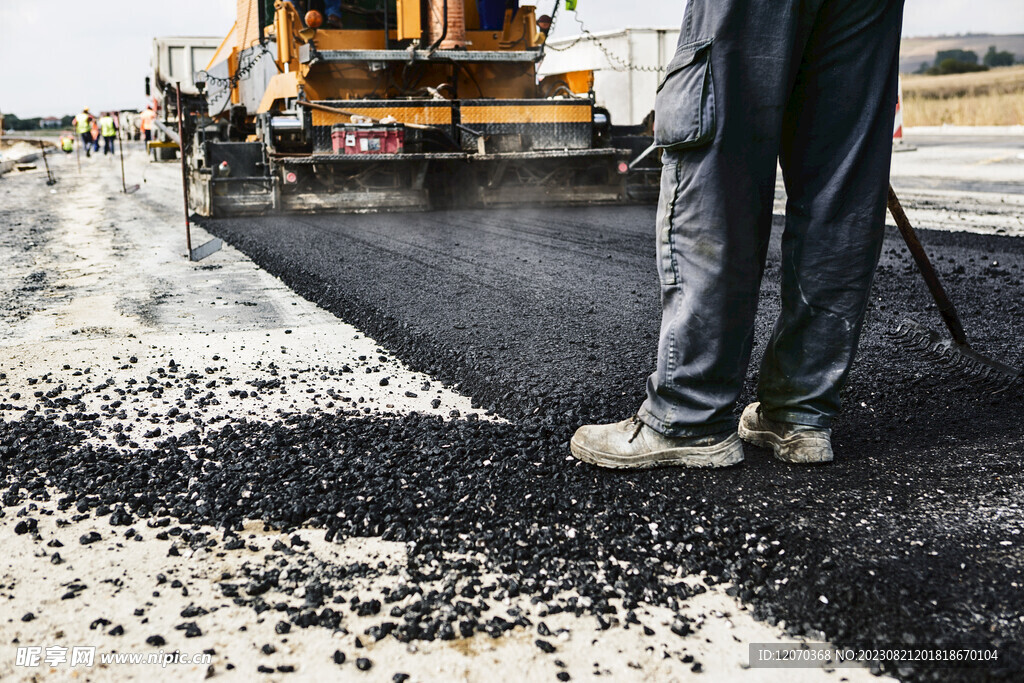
[639,0,905,436]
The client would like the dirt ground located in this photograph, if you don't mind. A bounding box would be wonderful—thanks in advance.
[0,145,897,681]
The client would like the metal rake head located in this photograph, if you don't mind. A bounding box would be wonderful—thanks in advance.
[890,320,1022,393]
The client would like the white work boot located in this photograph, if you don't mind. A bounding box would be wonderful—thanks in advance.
[738,402,833,464]
[570,416,744,469]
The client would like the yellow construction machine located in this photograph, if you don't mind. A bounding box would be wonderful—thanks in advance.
[181,0,655,215]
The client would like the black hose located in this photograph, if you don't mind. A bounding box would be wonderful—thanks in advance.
[258,0,267,44]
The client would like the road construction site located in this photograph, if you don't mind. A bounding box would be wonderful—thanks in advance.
[1,130,1022,683]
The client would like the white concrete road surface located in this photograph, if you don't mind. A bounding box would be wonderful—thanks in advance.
[777,127,1024,238]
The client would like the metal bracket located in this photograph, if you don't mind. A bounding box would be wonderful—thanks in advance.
[411,161,429,191]
[189,238,223,262]
[487,160,509,188]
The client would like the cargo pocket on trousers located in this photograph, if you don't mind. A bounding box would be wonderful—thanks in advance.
[654,39,715,151]
[656,161,681,286]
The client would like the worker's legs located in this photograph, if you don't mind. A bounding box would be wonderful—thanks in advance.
[81,133,92,157]
[638,0,818,437]
[756,0,904,428]
[103,136,115,155]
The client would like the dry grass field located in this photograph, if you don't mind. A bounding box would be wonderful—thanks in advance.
[902,65,1024,126]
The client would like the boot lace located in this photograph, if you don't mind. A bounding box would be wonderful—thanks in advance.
[627,414,644,443]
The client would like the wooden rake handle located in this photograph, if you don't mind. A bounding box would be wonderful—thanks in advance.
[887,185,969,346]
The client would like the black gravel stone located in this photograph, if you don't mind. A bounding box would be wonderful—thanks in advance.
[670,618,692,637]
[14,519,36,535]
[109,506,132,526]
[332,650,346,665]
[79,531,101,545]
[146,635,166,647]
[356,657,372,671]
[535,639,556,654]
[181,604,209,618]
[183,623,202,638]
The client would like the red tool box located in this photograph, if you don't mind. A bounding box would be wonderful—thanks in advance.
[332,125,405,155]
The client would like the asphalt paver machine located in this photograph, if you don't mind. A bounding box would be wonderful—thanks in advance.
[187,0,655,215]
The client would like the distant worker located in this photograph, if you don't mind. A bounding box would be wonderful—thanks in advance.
[89,118,101,153]
[73,108,94,157]
[99,112,117,156]
[140,105,156,143]
[571,0,906,468]
[60,134,75,154]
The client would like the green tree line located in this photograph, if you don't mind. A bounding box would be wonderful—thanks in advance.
[1,113,76,131]
[916,45,1017,75]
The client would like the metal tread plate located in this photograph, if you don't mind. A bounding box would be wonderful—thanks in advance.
[271,148,629,165]
[301,46,543,64]
[271,153,467,164]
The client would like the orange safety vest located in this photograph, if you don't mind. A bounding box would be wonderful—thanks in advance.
[140,109,156,131]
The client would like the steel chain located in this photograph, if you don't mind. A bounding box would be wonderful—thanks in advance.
[197,44,276,91]
[544,7,666,73]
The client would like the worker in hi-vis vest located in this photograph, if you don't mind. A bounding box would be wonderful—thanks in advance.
[60,134,75,154]
[73,108,95,157]
[99,113,118,156]
[89,118,100,153]
[140,106,156,143]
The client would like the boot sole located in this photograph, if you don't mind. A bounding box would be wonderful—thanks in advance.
[569,432,744,470]
[738,416,833,464]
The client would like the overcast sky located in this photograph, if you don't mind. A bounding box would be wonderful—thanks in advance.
[2,1,1023,117]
